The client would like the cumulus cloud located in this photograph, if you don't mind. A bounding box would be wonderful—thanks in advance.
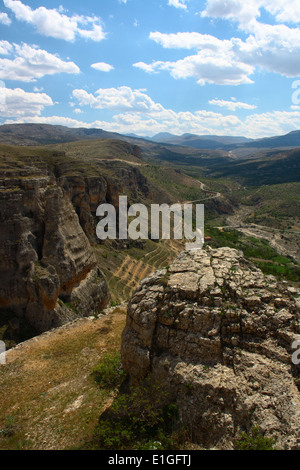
[4,115,92,128]
[0,87,53,117]
[3,0,106,42]
[265,0,300,23]
[201,0,261,27]
[136,12,300,85]
[132,1,300,86]
[0,11,11,25]
[0,43,80,82]
[0,40,13,55]
[8,106,300,139]
[134,41,255,86]
[66,84,300,138]
[72,86,167,114]
[201,0,300,26]
[91,62,114,72]
[237,22,300,77]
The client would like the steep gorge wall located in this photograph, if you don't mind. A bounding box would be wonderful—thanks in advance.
[0,149,149,342]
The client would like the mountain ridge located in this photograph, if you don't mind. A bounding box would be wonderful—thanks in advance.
[1,123,300,154]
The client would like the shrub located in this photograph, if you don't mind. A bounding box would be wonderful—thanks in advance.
[94,379,180,450]
[92,351,125,388]
[235,426,277,450]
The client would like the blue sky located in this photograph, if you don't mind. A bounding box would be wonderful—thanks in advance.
[1,0,300,138]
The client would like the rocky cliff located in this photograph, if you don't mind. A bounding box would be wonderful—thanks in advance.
[0,142,149,343]
[121,247,300,450]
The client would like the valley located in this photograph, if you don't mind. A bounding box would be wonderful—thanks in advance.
[0,123,299,451]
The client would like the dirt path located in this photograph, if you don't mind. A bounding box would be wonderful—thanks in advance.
[184,180,221,204]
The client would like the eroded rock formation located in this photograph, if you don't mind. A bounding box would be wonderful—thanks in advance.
[121,247,300,450]
[0,146,149,340]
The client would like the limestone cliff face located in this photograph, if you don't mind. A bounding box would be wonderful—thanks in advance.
[121,247,300,450]
[0,149,149,341]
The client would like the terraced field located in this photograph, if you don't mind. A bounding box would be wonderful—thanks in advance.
[95,239,183,304]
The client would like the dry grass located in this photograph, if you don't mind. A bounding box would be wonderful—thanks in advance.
[0,306,127,450]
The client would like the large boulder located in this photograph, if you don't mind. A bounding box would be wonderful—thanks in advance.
[121,247,300,450]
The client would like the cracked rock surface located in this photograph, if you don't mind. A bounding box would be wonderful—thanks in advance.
[121,247,300,450]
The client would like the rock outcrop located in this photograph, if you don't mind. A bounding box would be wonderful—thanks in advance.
[121,247,300,450]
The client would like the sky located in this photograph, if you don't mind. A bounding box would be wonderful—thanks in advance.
[1,0,300,138]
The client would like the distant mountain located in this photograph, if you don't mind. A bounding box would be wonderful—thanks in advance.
[124,132,150,139]
[151,130,300,152]
[207,147,300,185]
[151,132,177,142]
[1,123,300,160]
[233,130,300,149]
[0,124,231,169]
[0,123,125,146]
[151,132,253,149]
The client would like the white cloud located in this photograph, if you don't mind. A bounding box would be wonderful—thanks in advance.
[168,0,188,10]
[0,11,11,25]
[201,0,300,26]
[137,32,254,86]
[72,86,166,113]
[265,0,300,23]
[5,115,92,128]
[209,98,257,111]
[241,110,300,137]
[0,43,80,82]
[237,22,300,77]
[91,62,114,72]
[6,106,300,139]
[3,0,106,42]
[0,87,53,117]
[134,47,254,86]
[70,85,252,136]
[201,0,261,27]
[0,40,13,55]
[138,17,300,85]
[33,86,44,92]
[149,31,231,50]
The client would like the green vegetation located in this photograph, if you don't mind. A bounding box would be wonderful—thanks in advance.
[92,379,181,450]
[206,227,300,283]
[89,353,184,450]
[208,148,300,186]
[230,182,300,230]
[92,351,125,388]
[140,164,206,202]
[235,426,277,450]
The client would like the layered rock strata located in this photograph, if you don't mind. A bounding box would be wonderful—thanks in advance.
[0,149,149,339]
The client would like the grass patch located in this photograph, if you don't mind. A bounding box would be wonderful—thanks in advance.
[0,308,127,450]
